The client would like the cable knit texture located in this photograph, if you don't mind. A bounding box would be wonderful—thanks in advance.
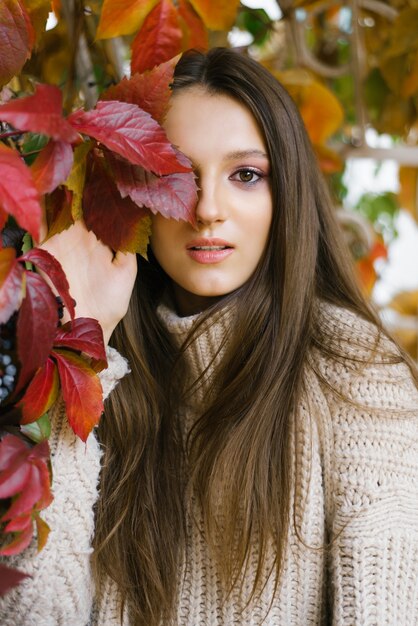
[2,307,418,625]
[0,346,129,626]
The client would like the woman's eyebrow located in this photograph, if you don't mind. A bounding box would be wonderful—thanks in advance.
[223,149,269,161]
[184,149,269,172]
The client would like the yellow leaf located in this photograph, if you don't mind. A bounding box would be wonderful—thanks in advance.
[23,0,50,44]
[41,47,68,85]
[399,166,418,220]
[381,54,406,94]
[64,141,92,221]
[136,215,152,258]
[401,50,418,98]
[188,0,240,31]
[96,0,159,39]
[374,93,414,136]
[382,8,418,59]
[391,327,417,360]
[388,290,418,316]
[273,69,344,144]
[35,513,50,552]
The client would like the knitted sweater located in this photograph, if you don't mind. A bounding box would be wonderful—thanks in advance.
[2,303,418,625]
[0,346,130,626]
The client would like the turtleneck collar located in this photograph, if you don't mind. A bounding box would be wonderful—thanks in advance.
[156,299,233,411]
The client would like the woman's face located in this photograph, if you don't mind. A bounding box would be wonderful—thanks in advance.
[150,87,273,316]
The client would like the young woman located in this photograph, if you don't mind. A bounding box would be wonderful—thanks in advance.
[2,47,418,626]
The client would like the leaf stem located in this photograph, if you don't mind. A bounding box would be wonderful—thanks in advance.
[0,131,24,139]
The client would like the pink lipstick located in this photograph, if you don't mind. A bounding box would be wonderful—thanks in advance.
[186,238,234,264]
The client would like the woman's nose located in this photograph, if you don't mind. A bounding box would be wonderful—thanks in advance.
[195,182,227,226]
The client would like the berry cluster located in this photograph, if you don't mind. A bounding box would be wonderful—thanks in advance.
[0,314,18,405]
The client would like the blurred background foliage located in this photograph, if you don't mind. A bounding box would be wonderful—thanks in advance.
[1,0,417,359]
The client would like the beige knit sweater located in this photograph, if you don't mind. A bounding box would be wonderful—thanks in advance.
[1,303,418,625]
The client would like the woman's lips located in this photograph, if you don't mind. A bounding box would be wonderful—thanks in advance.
[186,238,234,264]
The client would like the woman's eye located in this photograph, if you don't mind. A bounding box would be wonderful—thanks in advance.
[231,169,262,184]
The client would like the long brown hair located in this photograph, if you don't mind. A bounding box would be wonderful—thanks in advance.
[93,48,416,624]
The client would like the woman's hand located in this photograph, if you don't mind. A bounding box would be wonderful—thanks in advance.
[40,221,137,345]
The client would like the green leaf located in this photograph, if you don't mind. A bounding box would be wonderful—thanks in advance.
[354,192,400,242]
[22,231,33,271]
[364,69,390,123]
[22,133,48,166]
[236,8,271,45]
[20,413,51,444]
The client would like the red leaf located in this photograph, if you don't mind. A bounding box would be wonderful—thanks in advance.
[52,349,104,441]
[101,56,179,124]
[3,465,42,520]
[0,440,31,498]
[0,563,29,596]
[0,434,28,471]
[0,436,52,558]
[0,523,33,556]
[0,84,79,143]
[54,318,107,367]
[0,247,24,324]
[30,140,74,194]
[131,0,183,75]
[111,151,197,225]
[18,358,59,424]
[68,100,189,175]
[0,143,42,240]
[0,0,35,88]
[4,513,32,532]
[16,271,58,390]
[44,186,74,239]
[83,154,150,253]
[19,248,75,320]
[1,440,51,521]
[178,0,208,50]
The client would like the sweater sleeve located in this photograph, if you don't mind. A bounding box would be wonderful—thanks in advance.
[311,309,418,625]
[0,347,129,626]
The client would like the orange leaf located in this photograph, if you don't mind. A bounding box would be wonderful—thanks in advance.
[178,0,208,50]
[52,349,104,441]
[0,0,35,87]
[356,257,377,295]
[188,0,239,30]
[131,0,183,75]
[398,166,418,220]
[18,358,59,425]
[96,0,159,39]
[313,144,343,174]
[275,69,344,145]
